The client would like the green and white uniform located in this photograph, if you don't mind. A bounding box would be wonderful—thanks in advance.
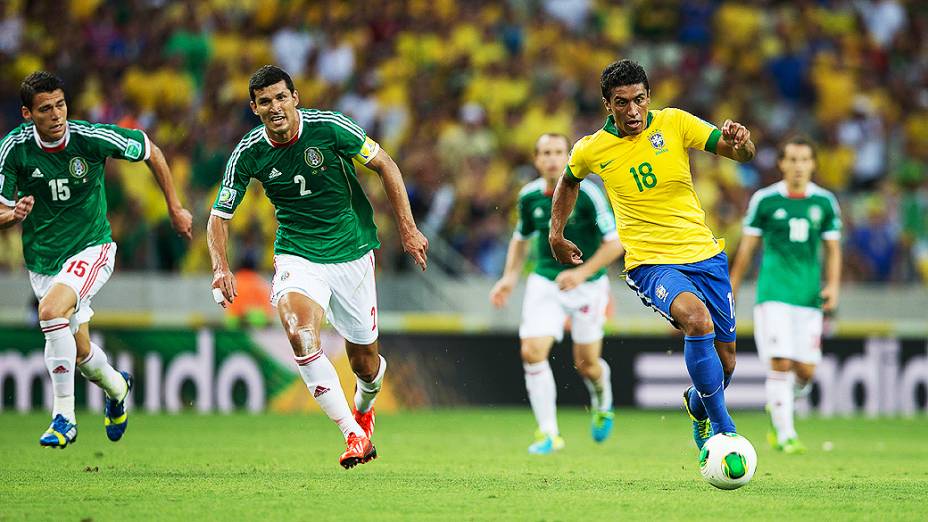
[743,181,841,363]
[211,109,383,344]
[514,178,617,343]
[0,121,150,328]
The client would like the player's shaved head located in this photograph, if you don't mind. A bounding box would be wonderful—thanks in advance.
[249,65,295,102]
[21,71,65,109]
[600,60,649,100]
[534,133,571,156]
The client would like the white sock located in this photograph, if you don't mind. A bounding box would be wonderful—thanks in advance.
[524,360,558,437]
[78,342,128,400]
[354,355,386,414]
[296,352,364,439]
[583,358,613,413]
[42,318,77,423]
[766,370,796,443]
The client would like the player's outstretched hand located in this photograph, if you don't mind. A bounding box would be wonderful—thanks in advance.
[555,268,585,291]
[489,277,515,309]
[402,227,429,271]
[170,207,194,240]
[549,235,583,266]
[721,119,751,151]
[211,269,237,308]
[13,195,34,222]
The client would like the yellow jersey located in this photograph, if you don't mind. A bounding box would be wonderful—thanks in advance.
[566,108,724,270]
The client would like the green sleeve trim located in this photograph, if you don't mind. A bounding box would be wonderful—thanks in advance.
[564,166,583,183]
[705,129,722,154]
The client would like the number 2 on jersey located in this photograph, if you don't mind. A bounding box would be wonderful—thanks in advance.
[630,162,657,192]
[293,175,312,196]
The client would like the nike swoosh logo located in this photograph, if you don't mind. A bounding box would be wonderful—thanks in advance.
[599,160,614,169]
[729,326,736,332]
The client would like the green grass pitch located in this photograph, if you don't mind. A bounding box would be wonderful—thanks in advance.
[1,409,926,521]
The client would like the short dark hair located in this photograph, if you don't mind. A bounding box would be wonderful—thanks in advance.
[600,59,649,100]
[248,65,295,102]
[777,135,817,160]
[21,71,65,109]
[534,133,571,155]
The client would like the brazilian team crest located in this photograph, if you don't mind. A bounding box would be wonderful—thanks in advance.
[304,147,324,168]
[69,157,89,178]
[648,130,666,151]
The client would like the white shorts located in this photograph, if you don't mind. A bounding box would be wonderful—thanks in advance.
[28,242,116,332]
[271,251,378,345]
[753,301,823,364]
[519,273,610,344]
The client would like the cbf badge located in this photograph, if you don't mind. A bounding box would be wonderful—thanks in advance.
[69,157,89,178]
[304,147,324,168]
[648,130,668,154]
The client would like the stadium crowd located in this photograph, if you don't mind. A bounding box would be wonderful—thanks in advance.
[0,0,925,283]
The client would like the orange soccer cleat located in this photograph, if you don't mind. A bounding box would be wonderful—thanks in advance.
[339,433,377,469]
[354,408,375,439]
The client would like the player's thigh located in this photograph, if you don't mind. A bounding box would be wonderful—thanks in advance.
[626,264,700,329]
[688,252,736,343]
[753,301,795,363]
[790,305,824,366]
[32,242,116,328]
[325,251,379,345]
[566,276,609,345]
[519,273,568,343]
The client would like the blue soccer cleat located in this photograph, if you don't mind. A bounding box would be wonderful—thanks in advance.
[104,371,133,442]
[591,410,615,443]
[40,414,78,449]
[528,431,565,455]
[683,387,713,450]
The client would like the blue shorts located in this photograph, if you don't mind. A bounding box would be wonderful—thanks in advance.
[625,252,736,343]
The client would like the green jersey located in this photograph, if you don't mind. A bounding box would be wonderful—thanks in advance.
[743,181,841,308]
[515,178,617,281]
[211,109,380,263]
[0,120,149,275]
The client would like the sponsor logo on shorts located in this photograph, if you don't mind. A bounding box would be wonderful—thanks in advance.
[279,271,290,281]
[656,284,668,301]
[217,187,237,209]
[69,157,89,178]
[124,138,143,160]
[304,147,324,168]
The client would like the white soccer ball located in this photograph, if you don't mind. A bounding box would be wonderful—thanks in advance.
[698,433,757,490]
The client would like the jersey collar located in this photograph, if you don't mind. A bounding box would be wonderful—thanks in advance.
[603,111,653,138]
[33,122,70,152]
[776,180,819,199]
[264,115,303,148]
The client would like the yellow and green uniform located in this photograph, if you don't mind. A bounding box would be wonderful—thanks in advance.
[515,178,617,281]
[0,121,150,275]
[566,108,723,270]
[211,109,381,264]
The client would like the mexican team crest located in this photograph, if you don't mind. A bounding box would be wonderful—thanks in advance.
[304,147,324,168]
[69,157,89,178]
[808,205,822,224]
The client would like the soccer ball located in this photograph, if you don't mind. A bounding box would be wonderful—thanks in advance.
[698,433,757,490]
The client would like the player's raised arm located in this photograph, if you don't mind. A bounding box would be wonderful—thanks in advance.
[365,148,429,271]
[145,140,193,240]
[207,214,236,307]
[715,119,756,163]
[548,173,582,265]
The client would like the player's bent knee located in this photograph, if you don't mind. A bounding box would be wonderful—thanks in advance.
[680,310,714,336]
[37,302,71,323]
[520,341,549,363]
[287,325,321,358]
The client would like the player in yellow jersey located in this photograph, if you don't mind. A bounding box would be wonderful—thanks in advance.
[549,60,756,449]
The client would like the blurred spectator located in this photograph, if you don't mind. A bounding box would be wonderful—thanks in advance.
[0,0,924,285]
